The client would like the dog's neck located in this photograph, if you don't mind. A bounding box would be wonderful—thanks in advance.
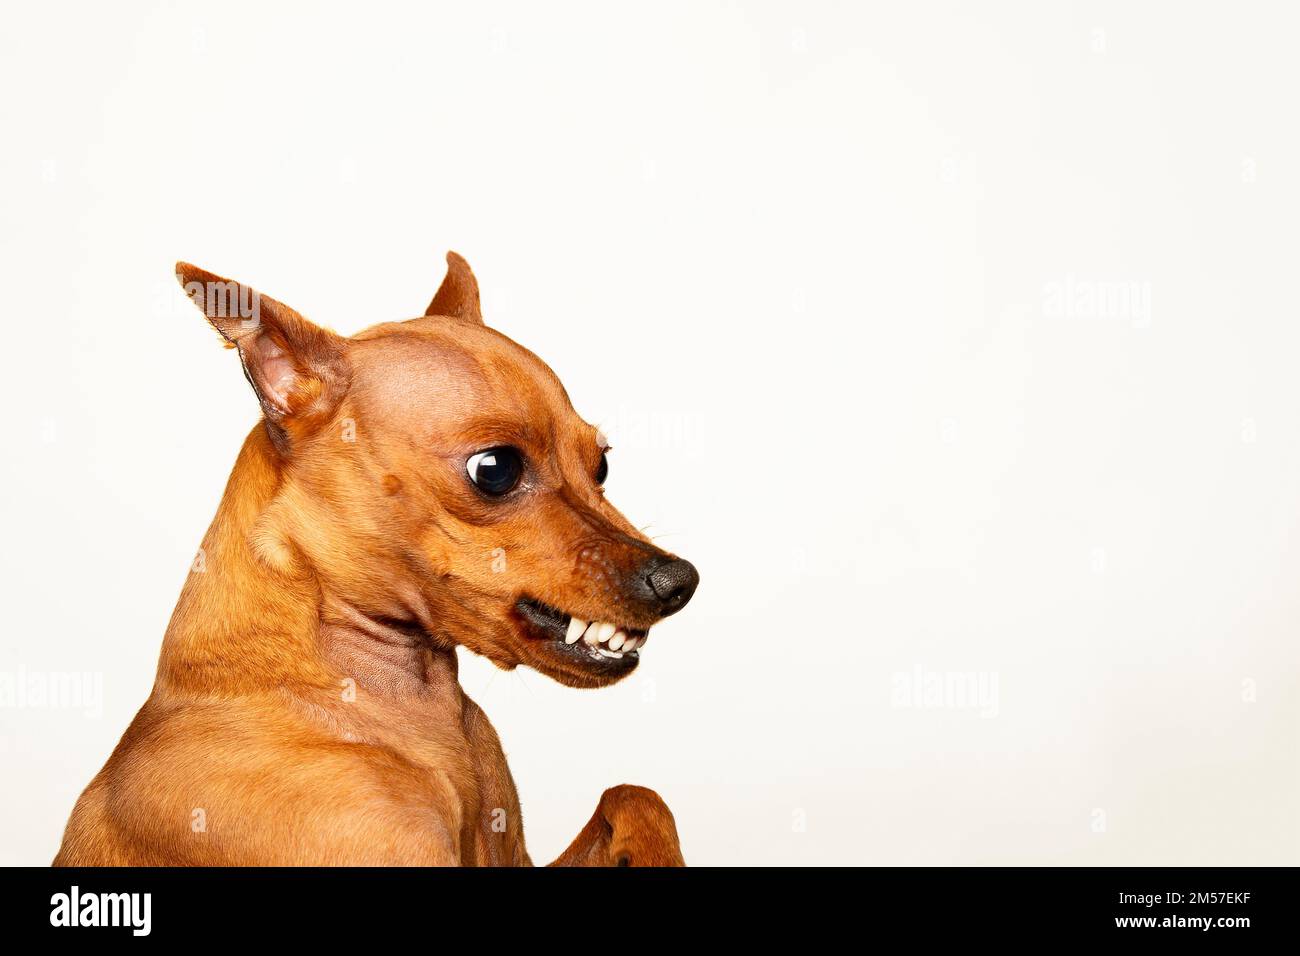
[318,595,463,704]
[155,427,458,702]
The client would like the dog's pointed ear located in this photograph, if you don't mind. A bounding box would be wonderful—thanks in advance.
[175,262,350,450]
[424,251,483,323]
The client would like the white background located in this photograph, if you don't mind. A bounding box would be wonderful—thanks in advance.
[2,1,1297,866]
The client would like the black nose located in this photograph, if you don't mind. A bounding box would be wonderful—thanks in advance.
[641,557,699,616]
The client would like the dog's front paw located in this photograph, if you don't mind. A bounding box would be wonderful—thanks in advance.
[550,784,685,867]
[595,784,685,867]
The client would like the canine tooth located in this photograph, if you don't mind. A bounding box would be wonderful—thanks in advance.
[565,617,587,644]
[608,630,626,651]
[593,621,616,644]
[622,636,638,652]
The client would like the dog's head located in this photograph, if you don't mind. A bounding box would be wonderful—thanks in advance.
[176,253,697,688]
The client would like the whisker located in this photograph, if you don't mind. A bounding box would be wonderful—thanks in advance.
[512,670,537,699]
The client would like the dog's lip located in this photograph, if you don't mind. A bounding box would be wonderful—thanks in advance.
[513,597,647,669]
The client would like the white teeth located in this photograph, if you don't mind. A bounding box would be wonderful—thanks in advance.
[563,618,644,657]
[565,617,587,644]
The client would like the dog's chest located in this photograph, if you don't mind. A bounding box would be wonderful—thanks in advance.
[343,690,529,866]
[460,699,529,866]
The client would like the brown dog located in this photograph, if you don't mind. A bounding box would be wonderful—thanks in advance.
[53,253,698,866]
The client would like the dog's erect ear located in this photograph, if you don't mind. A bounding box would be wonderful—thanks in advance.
[424,251,483,323]
[174,262,350,449]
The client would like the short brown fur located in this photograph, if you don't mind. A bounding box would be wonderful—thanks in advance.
[53,253,691,866]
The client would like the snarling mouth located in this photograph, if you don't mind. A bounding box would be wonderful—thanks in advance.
[514,597,649,671]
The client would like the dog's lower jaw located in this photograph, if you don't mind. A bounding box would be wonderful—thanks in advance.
[461,627,637,689]
[521,645,641,690]
[509,598,643,688]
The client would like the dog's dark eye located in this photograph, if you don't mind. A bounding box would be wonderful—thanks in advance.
[466,447,523,496]
[595,452,608,485]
